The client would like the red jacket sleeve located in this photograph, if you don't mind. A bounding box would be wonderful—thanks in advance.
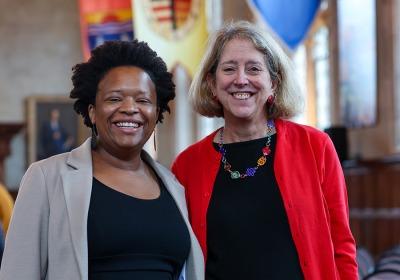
[321,136,358,279]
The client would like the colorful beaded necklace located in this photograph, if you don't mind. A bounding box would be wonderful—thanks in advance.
[217,120,275,179]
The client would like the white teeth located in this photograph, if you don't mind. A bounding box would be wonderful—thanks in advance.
[232,92,251,100]
[116,122,139,128]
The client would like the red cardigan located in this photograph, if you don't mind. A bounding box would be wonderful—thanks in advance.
[172,119,358,280]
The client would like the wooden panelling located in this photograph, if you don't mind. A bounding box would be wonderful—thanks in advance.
[345,159,400,258]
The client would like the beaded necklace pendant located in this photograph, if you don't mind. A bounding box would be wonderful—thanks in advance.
[218,120,275,179]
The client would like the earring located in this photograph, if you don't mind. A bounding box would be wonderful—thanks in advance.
[210,89,217,100]
[267,94,275,105]
[91,124,98,149]
[153,128,157,152]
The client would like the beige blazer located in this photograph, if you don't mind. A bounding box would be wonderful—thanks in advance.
[0,139,204,280]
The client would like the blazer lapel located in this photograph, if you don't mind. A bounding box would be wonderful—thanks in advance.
[141,151,188,218]
[142,151,204,280]
[61,139,93,280]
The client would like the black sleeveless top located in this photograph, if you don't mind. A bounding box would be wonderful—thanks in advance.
[206,134,304,280]
[87,176,190,280]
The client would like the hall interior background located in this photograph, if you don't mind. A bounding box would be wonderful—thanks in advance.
[0,0,399,261]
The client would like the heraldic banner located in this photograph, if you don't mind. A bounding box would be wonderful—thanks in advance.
[79,0,134,60]
[133,0,208,77]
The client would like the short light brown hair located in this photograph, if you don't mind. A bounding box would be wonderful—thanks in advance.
[189,20,303,119]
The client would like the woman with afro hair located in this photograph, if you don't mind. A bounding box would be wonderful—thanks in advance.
[0,40,204,280]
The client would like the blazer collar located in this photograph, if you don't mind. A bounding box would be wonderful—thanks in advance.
[142,150,205,279]
[141,150,188,217]
[66,138,93,169]
[62,138,93,280]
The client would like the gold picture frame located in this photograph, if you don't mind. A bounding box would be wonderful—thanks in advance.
[25,95,89,166]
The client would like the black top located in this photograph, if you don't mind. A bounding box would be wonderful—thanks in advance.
[87,176,190,280]
[206,134,303,280]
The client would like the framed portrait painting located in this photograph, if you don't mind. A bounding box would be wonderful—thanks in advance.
[26,95,88,166]
[337,0,377,128]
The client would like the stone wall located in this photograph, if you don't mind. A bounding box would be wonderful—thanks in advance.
[0,0,82,189]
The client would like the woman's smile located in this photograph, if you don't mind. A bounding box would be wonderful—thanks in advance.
[229,91,256,100]
[115,121,140,128]
[113,119,142,132]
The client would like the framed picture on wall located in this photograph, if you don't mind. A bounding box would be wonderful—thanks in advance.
[26,95,88,166]
[337,0,377,128]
